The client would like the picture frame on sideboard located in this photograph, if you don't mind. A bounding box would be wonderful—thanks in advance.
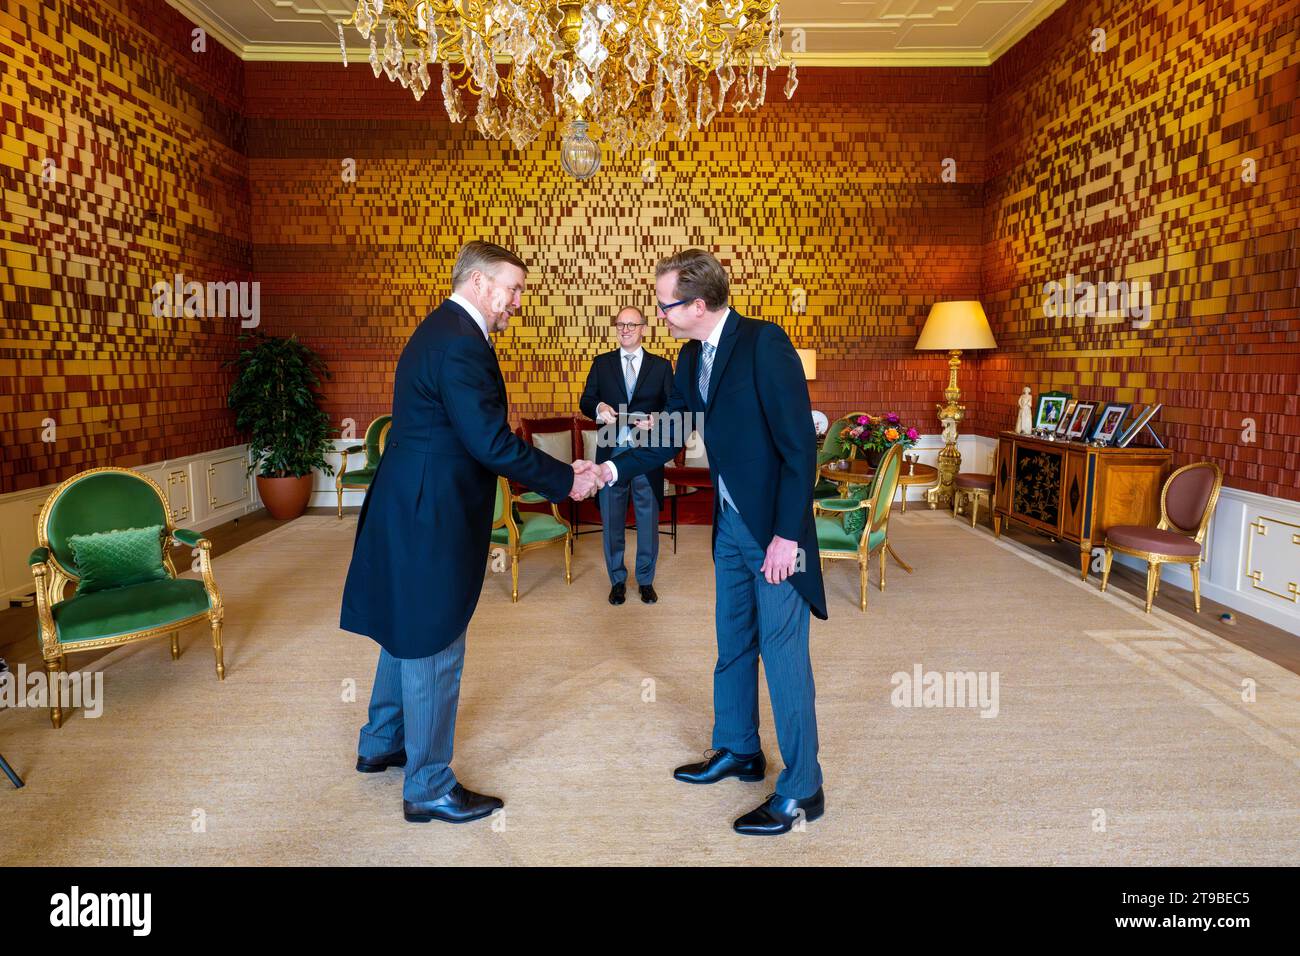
[1117,403,1164,448]
[1092,402,1131,445]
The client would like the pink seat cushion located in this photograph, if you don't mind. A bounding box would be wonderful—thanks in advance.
[955,473,994,490]
[1107,525,1202,557]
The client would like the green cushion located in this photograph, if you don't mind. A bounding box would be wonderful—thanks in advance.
[840,482,876,538]
[816,517,885,555]
[490,512,569,546]
[45,471,169,576]
[51,578,211,644]
[340,468,375,486]
[67,525,169,595]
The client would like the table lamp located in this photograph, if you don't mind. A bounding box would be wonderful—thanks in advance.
[914,301,997,508]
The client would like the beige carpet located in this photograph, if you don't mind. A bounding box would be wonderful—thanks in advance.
[2,509,1297,866]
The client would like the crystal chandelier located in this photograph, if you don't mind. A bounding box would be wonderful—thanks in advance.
[338,0,797,170]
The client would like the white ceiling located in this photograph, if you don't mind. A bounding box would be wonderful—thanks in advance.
[166,0,1068,65]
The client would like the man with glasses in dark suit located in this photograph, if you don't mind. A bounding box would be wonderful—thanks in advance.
[579,307,673,606]
[595,250,827,835]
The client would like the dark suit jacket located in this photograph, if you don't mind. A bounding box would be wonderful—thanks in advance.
[608,310,827,620]
[340,299,574,658]
[578,347,673,507]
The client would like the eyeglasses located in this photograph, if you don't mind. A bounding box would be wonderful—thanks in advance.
[614,322,645,332]
[656,297,694,314]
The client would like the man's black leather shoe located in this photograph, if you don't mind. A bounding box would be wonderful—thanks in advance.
[403,784,503,823]
[673,748,766,784]
[609,582,626,605]
[733,788,825,835]
[639,584,658,604]
[356,748,406,773]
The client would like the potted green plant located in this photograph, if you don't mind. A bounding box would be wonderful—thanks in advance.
[227,332,335,520]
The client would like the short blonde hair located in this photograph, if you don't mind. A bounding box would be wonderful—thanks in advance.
[451,241,527,290]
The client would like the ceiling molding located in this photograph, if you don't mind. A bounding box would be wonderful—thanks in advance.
[166,0,1071,68]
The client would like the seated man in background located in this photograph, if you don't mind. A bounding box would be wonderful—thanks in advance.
[579,306,673,605]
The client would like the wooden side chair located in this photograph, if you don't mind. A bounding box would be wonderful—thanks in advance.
[28,467,226,727]
[1101,461,1223,613]
[490,476,573,602]
[814,443,905,612]
[336,414,392,517]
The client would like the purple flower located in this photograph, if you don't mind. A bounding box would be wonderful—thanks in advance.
[906,427,919,441]
[856,416,869,425]
[886,413,900,424]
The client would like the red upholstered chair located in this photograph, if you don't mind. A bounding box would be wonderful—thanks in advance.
[952,473,994,528]
[1100,462,1223,613]
[520,416,579,541]
[663,430,712,493]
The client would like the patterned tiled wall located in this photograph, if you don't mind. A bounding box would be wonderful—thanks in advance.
[243,64,988,447]
[5,0,1296,504]
[980,0,1300,500]
[0,0,250,494]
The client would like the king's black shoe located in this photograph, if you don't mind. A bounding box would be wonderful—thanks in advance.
[673,748,766,784]
[609,582,626,605]
[403,784,503,824]
[639,584,658,604]
[733,788,825,836]
[356,748,406,773]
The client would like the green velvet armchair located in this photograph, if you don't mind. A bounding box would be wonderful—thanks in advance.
[336,414,392,518]
[814,442,904,612]
[815,411,870,500]
[490,476,572,602]
[28,467,226,728]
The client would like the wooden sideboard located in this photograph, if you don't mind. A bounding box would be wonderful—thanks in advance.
[993,431,1174,578]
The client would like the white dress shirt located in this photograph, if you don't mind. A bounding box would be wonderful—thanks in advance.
[450,291,491,343]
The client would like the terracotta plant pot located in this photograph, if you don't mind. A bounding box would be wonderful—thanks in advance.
[256,474,315,520]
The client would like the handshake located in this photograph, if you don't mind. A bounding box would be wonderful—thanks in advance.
[570,460,613,500]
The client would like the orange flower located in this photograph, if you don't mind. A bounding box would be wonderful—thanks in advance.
[884,427,899,442]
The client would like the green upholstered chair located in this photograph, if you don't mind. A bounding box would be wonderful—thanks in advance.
[815,412,870,499]
[490,476,572,603]
[28,467,226,728]
[336,415,392,518]
[814,443,904,612]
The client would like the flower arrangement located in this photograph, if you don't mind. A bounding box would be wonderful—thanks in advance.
[839,413,920,458]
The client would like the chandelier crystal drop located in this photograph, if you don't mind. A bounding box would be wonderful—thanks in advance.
[339,0,796,176]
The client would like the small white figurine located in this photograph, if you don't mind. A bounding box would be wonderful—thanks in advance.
[1015,387,1033,434]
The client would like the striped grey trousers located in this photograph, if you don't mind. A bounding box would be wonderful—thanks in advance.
[358,632,467,802]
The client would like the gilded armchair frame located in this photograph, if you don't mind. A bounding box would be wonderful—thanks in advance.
[336,416,392,518]
[814,443,905,612]
[491,476,573,603]
[1100,461,1223,613]
[29,466,226,728]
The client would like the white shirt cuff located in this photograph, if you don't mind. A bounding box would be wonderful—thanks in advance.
[603,461,618,484]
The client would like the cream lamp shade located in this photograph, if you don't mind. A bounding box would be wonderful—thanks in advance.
[795,348,817,380]
[915,301,997,351]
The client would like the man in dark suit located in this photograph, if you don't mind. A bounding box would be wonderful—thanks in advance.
[598,249,827,835]
[579,306,673,605]
[340,241,605,824]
